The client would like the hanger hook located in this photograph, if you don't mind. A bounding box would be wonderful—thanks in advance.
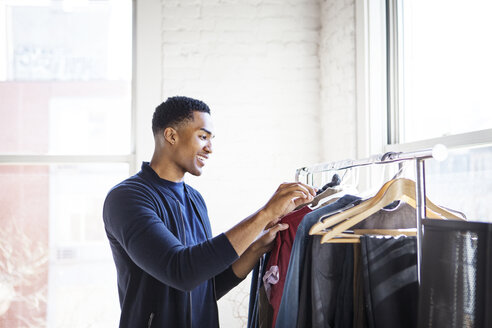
[391,162,406,180]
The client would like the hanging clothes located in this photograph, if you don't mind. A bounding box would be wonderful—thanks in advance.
[353,243,368,328]
[263,206,312,303]
[296,235,354,328]
[361,235,418,328]
[295,201,416,328]
[276,200,417,328]
[274,195,362,328]
[248,252,271,328]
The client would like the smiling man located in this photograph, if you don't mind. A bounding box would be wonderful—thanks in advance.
[103,96,315,328]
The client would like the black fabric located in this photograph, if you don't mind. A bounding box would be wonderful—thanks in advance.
[258,284,274,328]
[296,235,353,328]
[247,260,261,328]
[353,244,368,328]
[316,174,341,195]
[334,245,354,328]
[247,252,271,328]
[418,219,492,328]
[361,235,418,328]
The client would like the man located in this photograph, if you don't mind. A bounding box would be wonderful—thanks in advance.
[103,96,315,327]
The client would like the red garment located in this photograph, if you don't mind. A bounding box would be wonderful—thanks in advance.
[264,205,312,328]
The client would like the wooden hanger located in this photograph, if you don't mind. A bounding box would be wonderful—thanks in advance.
[316,178,464,243]
[310,178,464,236]
[309,178,396,235]
[325,229,417,243]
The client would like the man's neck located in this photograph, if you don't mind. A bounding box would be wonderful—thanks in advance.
[149,153,185,183]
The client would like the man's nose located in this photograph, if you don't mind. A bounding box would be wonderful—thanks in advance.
[204,140,213,154]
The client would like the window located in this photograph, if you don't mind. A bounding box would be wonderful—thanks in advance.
[396,0,492,143]
[384,0,492,222]
[0,1,132,326]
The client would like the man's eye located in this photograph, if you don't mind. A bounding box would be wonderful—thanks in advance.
[200,135,207,140]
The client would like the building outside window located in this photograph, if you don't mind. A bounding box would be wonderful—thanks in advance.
[0,1,132,326]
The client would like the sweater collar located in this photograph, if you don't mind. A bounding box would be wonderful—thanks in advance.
[140,162,190,195]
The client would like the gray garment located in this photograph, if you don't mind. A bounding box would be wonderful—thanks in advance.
[353,201,416,229]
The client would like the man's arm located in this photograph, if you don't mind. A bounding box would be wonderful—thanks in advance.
[213,222,289,299]
[104,182,314,292]
[230,222,288,279]
[225,182,315,257]
[104,186,239,292]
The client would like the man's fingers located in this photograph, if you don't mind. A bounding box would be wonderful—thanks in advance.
[276,182,316,197]
[276,223,289,231]
[278,184,315,201]
[279,191,313,209]
[264,182,317,223]
[265,218,281,230]
[267,223,289,238]
[293,196,310,208]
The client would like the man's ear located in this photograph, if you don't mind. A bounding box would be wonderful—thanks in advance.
[163,127,178,145]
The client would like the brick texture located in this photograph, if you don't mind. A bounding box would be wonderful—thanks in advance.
[156,0,356,326]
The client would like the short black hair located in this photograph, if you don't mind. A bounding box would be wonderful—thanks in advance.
[152,96,211,135]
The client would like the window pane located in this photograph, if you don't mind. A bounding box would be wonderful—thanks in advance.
[0,1,132,155]
[400,0,492,142]
[0,163,128,327]
[425,145,492,223]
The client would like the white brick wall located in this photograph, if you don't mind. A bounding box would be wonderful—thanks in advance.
[158,1,323,326]
[160,0,322,227]
[139,0,357,326]
[319,0,357,162]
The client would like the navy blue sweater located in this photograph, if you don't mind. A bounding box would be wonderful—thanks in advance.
[103,163,241,327]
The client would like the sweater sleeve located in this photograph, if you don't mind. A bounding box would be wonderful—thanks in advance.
[103,185,239,292]
[214,266,245,300]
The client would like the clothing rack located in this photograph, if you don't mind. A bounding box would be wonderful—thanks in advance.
[294,144,448,284]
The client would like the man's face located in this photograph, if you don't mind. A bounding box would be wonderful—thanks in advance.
[173,111,214,177]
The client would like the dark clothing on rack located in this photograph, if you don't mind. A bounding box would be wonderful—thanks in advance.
[248,253,272,328]
[248,260,260,328]
[418,219,492,328]
[297,235,354,328]
[353,244,368,328]
[361,235,418,328]
[275,195,362,328]
[316,174,341,195]
[291,200,417,328]
[308,202,416,327]
[258,283,274,328]
[103,162,242,328]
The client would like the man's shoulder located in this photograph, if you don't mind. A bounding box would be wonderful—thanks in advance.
[109,173,150,194]
[105,173,163,207]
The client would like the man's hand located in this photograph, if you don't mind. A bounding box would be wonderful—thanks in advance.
[262,182,316,226]
[252,222,289,255]
[226,182,315,258]
[232,222,289,278]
